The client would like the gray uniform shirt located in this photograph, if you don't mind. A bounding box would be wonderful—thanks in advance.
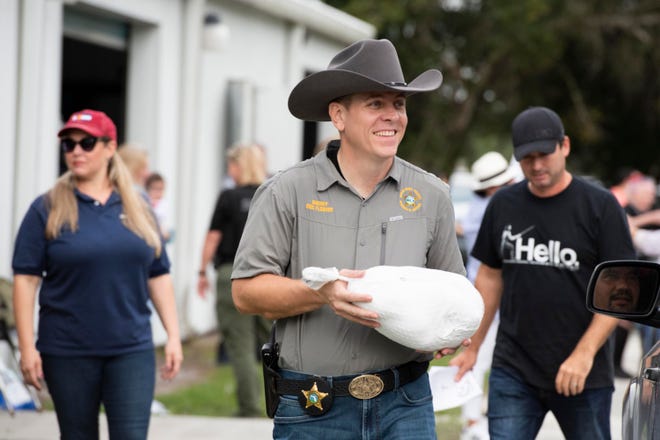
[232,146,465,375]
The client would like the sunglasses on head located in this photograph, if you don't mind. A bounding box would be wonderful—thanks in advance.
[60,136,100,153]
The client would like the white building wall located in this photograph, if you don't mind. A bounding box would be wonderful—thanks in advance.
[0,0,20,278]
[13,0,63,264]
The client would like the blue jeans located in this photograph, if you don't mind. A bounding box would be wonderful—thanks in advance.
[488,367,612,440]
[273,369,436,439]
[42,349,155,440]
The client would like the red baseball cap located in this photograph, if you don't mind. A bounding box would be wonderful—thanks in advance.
[58,109,117,141]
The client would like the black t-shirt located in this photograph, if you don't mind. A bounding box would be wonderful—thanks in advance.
[471,176,635,389]
[209,184,259,267]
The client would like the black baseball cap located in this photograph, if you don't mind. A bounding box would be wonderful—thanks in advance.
[512,107,565,160]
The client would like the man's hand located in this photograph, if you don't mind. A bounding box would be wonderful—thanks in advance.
[316,269,380,328]
[436,338,471,358]
[416,339,471,358]
[197,273,209,298]
[555,351,593,396]
[448,341,478,381]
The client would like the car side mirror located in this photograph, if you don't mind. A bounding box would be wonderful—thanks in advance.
[587,260,660,318]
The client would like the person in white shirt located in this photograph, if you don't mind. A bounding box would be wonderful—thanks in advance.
[455,151,515,440]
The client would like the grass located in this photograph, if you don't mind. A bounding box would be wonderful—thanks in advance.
[154,335,467,438]
[157,365,246,416]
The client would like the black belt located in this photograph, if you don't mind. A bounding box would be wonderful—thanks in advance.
[275,360,429,415]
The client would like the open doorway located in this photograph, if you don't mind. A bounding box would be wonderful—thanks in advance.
[302,119,318,160]
[59,35,127,173]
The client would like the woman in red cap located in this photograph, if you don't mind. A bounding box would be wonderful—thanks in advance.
[12,109,183,439]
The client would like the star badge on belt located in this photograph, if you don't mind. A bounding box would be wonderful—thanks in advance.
[301,382,328,411]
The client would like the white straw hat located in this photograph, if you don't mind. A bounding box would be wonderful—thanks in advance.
[471,151,515,191]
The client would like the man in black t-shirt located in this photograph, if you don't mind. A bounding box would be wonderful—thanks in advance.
[451,107,635,440]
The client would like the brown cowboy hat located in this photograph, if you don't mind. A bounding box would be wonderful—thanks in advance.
[288,39,443,121]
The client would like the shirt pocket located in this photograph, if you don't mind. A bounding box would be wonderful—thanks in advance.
[380,217,430,267]
[294,217,358,273]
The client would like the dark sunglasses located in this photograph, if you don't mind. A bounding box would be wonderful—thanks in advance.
[60,136,99,153]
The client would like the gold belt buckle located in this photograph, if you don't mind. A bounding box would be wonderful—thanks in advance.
[348,374,384,399]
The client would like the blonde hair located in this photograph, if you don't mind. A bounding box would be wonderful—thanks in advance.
[45,149,162,256]
[117,144,149,183]
[226,143,267,186]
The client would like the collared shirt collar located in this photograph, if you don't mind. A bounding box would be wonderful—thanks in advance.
[73,187,121,205]
[313,140,403,192]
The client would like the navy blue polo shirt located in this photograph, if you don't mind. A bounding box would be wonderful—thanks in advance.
[12,190,170,356]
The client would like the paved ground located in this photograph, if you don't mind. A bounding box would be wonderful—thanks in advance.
[0,411,274,439]
[0,379,632,439]
[0,331,642,439]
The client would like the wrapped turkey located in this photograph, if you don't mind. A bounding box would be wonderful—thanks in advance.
[302,265,484,351]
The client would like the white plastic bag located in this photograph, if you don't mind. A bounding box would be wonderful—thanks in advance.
[302,265,484,351]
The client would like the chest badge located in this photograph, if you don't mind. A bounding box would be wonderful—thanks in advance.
[399,187,422,212]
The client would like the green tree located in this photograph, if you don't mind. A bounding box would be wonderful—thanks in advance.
[325,0,660,183]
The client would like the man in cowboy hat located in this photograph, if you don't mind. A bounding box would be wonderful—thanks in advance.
[232,39,466,438]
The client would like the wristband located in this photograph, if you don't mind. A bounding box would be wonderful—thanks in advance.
[198,271,206,276]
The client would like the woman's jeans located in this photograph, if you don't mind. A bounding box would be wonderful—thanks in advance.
[488,367,613,440]
[273,369,437,439]
[42,349,155,440]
